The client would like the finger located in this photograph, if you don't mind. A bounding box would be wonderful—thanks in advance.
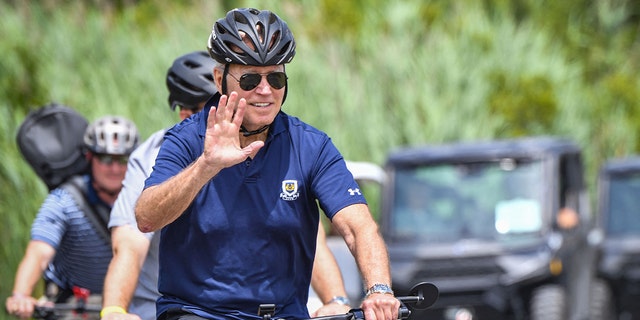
[16,303,34,319]
[5,299,13,311]
[207,106,218,131]
[218,93,229,110]
[211,93,230,122]
[224,91,239,120]
[242,140,265,156]
[384,307,395,320]
[232,98,246,128]
[364,309,377,320]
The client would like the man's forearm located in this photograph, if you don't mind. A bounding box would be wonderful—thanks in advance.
[332,205,392,290]
[102,253,139,309]
[136,157,221,232]
[13,241,55,296]
[102,227,149,310]
[354,232,392,290]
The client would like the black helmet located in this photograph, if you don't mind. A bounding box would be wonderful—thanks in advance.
[84,116,139,155]
[207,8,296,66]
[166,51,218,111]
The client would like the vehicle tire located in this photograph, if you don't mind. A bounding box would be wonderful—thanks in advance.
[530,284,566,320]
[590,278,615,320]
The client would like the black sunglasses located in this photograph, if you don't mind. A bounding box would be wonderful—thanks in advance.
[96,154,129,165]
[227,72,288,91]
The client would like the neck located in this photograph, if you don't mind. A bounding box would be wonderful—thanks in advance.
[93,183,120,206]
[239,129,268,149]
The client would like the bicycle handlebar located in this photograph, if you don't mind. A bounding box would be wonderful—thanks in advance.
[32,303,101,320]
[305,306,412,320]
[260,282,439,320]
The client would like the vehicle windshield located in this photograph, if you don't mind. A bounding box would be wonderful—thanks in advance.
[390,158,545,244]
[607,171,640,236]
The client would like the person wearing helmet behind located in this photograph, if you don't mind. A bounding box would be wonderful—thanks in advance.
[6,115,139,320]
[135,8,399,320]
[101,51,353,320]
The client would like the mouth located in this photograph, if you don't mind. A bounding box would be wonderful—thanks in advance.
[250,102,271,108]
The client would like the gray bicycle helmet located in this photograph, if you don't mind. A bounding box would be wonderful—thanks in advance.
[207,8,296,66]
[84,116,139,155]
[167,51,218,111]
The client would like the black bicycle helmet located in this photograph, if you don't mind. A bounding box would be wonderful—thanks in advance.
[207,8,296,66]
[166,51,218,111]
[84,116,139,155]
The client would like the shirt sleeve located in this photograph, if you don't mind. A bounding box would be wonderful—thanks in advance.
[145,119,203,189]
[31,189,74,249]
[311,137,367,219]
[109,131,164,239]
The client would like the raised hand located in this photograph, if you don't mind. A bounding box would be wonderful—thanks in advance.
[201,92,264,173]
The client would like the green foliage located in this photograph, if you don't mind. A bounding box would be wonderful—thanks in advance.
[0,11,49,111]
[2,1,640,316]
[488,73,557,137]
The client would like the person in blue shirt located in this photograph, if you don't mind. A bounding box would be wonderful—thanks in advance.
[6,115,139,319]
[101,51,353,320]
[135,8,398,320]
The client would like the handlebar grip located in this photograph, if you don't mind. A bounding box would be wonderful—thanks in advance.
[345,306,411,320]
[399,306,411,319]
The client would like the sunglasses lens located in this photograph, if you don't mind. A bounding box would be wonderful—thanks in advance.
[267,72,287,89]
[239,74,262,91]
[237,72,287,91]
[97,154,128,165]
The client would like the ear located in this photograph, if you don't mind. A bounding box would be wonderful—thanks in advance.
[179,108,194,121]
[213,67,224,94]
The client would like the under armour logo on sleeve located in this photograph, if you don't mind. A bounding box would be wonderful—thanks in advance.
[348,188,361,196]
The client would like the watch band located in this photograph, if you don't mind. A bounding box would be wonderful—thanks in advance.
[365,283,394,297]
[327,296,351,306]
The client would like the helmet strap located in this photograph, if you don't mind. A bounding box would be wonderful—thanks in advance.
[222,63,230,95]
[240,124,270,137]
[282,65,288,106]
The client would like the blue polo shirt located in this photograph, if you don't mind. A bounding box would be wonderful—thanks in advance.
[145,107,366,320]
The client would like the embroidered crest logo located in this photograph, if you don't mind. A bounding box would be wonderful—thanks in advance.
[280,179,300,201]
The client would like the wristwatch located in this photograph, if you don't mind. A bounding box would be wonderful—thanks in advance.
[365,283,394,297]
[327,296,351,306]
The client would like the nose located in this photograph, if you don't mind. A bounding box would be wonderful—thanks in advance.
[254,76,273,94]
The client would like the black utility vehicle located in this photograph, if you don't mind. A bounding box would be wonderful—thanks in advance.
[594,156,640,320]
[379,137,595,320]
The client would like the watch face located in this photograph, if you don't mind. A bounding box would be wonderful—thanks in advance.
[330,296,350,305]
[367,283,393,296]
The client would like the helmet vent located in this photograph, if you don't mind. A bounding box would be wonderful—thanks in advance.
[269,30,280,51]
[216,24,227,35]
[184,60,201,69]
[234,10,249,24]
[277,40,292,57]
[174,74,205,93]
[256,22,266,45]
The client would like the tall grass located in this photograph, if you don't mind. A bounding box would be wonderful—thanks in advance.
[1,0,640,316]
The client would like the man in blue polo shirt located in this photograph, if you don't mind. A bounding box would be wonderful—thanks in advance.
[135,8,399,320]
